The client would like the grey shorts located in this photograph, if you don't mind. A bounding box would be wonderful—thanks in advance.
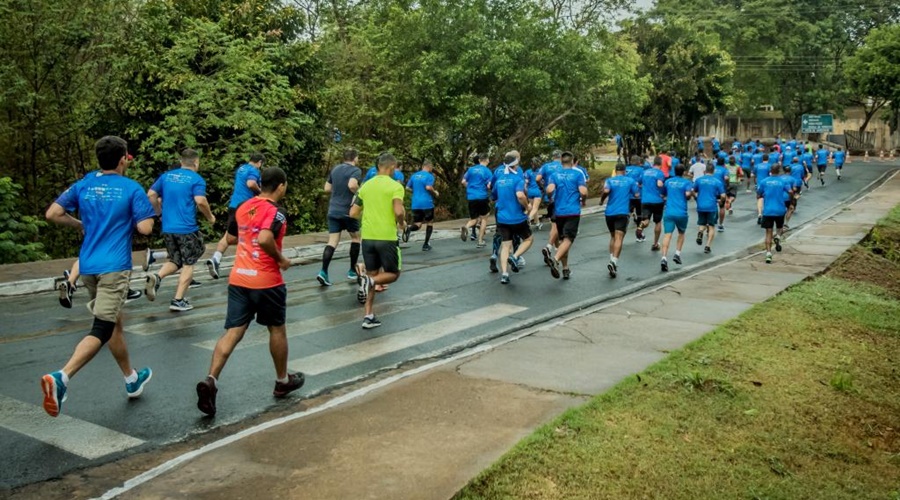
[163,231,205,268]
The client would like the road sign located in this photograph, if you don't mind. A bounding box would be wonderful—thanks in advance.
[801,114,834,133]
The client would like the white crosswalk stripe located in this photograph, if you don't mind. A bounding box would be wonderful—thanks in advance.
[288,303,527,375]
[0,395,144,459]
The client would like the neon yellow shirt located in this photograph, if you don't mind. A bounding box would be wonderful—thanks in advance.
[356,174,405,241]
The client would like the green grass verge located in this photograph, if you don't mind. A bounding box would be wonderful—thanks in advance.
[455,209,900,500]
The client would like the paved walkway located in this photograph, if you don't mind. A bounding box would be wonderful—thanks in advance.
[37,171,890,499]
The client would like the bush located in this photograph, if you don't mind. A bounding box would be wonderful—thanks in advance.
[0,177,48,264]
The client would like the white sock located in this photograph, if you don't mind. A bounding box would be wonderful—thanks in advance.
[125,370,138,384]
[212,251,223,263]
[60,371,69,385]
[276,375,289,384]
[611,256,619,264]
[365,314,374,320]
[152,251,167,260]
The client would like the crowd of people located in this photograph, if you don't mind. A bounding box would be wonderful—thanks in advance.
[39,134,847,418]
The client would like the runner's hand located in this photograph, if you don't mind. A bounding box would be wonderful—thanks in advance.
[279,257,292,271]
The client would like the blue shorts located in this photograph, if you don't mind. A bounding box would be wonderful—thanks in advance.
[664,215,688,234]
[327,214,360,234]
[697,211,717,227]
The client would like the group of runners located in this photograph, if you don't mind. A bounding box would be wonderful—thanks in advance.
[40,134,845,418]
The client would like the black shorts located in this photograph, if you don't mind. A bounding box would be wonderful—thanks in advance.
[226,207,238,230]
[605,215,629,233]
[817,164,827,173]
[697,211,717,227]
[327,214,360,234]
[761,215,785,229]
[362,240,401,274]
[629,198,641,215]
[546,202,556,222]
[468,199,490,219]
[726,188,737,199]
[496,221,532,242]
[640,203,663,223]
[412,208,435,223]
[555,216,580,241]
[163,231,205,268]
[224,284,287,329]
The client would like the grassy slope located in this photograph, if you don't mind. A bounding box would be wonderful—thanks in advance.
[456,207,900,500]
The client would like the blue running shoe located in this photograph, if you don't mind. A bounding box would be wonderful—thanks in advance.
[41,371,67,417]
[126,367,152,398]
[316,270,332,286]
[347,269,358,281]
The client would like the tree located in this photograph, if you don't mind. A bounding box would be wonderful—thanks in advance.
[844,24,900,132]
[0,178,47,264]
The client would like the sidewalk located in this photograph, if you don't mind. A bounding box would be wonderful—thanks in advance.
[62,172,898,499]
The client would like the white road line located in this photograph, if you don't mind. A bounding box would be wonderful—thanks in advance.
[288,303,527,375]
[0,395,144,460]
[191,291,449,351]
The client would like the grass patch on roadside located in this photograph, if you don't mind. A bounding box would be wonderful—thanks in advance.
[455,209,900,500]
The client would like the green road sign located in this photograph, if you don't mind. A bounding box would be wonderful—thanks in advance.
[801,114,834,133]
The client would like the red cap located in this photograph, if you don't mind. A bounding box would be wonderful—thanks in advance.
[127,154,134,161]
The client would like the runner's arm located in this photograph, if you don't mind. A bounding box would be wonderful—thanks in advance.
[349,195,362,219]
[45,203,82,230]
[323,180,333,193]
[348,177,359,194]
[258,229,290,270]
[147,189,162,216]
[393,198,406,228]
[135,217,154,236]
[194,195,216,223]
[247,179,261,194]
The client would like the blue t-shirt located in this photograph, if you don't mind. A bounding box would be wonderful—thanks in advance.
[524,169,542,198]
[492,176,527,225]
[740,151,753,169]
[538,161,562,201]
[801,152,814,168]
[228,163,261,208]
[641,168,666,204]
[833,151,846,165]
[789,160,805,182]
[697,137,705,150]
[714,165,729,187]
[603,176,639,216]
[671,157,681,170]
[463,164,492,200]
[754,162,771,183]
[406,170,435,210]
[150,168,206,234]
[815,149,829,165]
[624,165,644,188]
[712,138,720,151]
[548,167,587,217]
[365,166,404,184]
[733,141,743,151]
[55,173,155,275]
[782,150,796,166]
[757,176,790,217]
[717,150,729,163]
[788,140,797,152]
[662,177,693,218]
[751,152,764,168]
[779,174,800,201]
[693,175,725,213]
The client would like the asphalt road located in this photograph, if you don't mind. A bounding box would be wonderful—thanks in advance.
[0,164,893,489]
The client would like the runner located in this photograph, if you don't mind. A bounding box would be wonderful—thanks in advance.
[41,136,156,417]
[815,144,830,186]
[740,144,753,193]
[543,151,586,280]
[754,153,772,225]
[783,161,803,229]
[669,151,680,177]
[460,153,493,246]
[536,150,563,261]
[206,153,263,279]
[757,163,792,264]
[490,152,526,273]
[351,153,406,329]
[600,163,640,278]
[689,155,707,181]
[659,164,694,272]
[364,163,405,184]
[723,154,744,226]
[834,147,846,180]
[696,136,705,155]
[711,137,721,156]
[404,159,439,251]
[524,157,544,228]
[145,149,215,312]
[624,156,645,226]
[800,145,814,189]
[713,157,730,232]
[317,148,362,286]
[195,167,304,416]
[492,156,534,284]
[749,144,765,194]
[693,163,726,254]
[637,156,666,250]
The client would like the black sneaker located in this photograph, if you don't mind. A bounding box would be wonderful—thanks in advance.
[757,215,762,225]
[661,258,668,272]
[696,231,704,245]
[607,261,617,278]
[673,253,682,265]
[489,255,498,273]
[206,259,220,280]
[507,255,520,273]
[125,289,143,303]
[273,372,305,398]
[541,246,553,267]
[562,268,571,280]
[704,246,711,254]
[820,177,825,186]
[548,258,560,279]
[500,273,510,285]
[651,243,660,251]
[470,229,477,241]
[422,243,432,251]
[58,281,74,309]
[145,273,161,302]
[460,225,468,242]
[774,235,782,253]
[402,225,411,243]
[189,279,202,289]
[196,376,218,416]
[636,228,644,242]
[362,316,382,329]
[169,298,194,312]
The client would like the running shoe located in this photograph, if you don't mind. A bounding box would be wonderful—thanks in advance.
[347,269,358,281]
[765,252,773,264]
[189,279,202,289]
[820,177,825,186]
[728,208,734,215]
[316,270,332,286]
[635,228,645,242]
[196,376,217,416]
[362,316,382,329]
[704,246,711,254]
[696,231,704,245]
[541,247,553,267]
[500,273,510,285]
[507,255,520,273]
[489,255,498,273]
[548,258,560,279]
[356,274,373,304]
[206,259,220,280]
[145,273,160,302]
[125,289,142,303]
[143,248,155,272]
[717,224,725,233]
[607,261,617,278]
[422,243,432,251]
[169,298,194,312]
[783,224,790,231]
[402,225,411,243]
[517,256,526,268]
[273,372,305,398]
[774,235,782,253]
[837,173,842,180]
[125,367,153,398]
[661,258,668,272]
[476,240,486,248]
[58,280,74,309]
[460,225,468,242]
[562,268,571,280]
[470,229,477,241]
[651,243,660,251]
[41,371,67,417]
[673,253,682,265]
[803,180,809,189]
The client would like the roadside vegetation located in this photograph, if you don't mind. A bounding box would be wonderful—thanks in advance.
[456,206,900,499]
